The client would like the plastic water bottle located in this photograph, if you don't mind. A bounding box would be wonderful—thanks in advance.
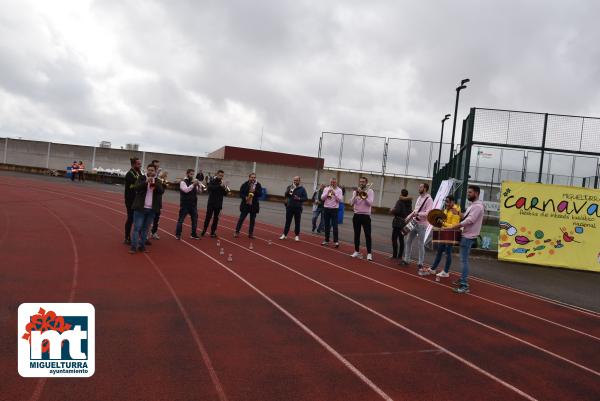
[219,248,224,256]
[216,240,221,247]
[227,253,233,262]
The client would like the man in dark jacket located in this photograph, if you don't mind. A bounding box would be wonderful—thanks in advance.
[234,172,262,239]
[202,169,229,237]
[124,157,142,245]
[150,160,165,241]
[390,189,413,259]
[311,184,325,233]
[129,164,164,253]
[279,176,308,241]
[176,168,201,240]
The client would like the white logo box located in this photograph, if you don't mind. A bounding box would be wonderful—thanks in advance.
[18,303,95,378]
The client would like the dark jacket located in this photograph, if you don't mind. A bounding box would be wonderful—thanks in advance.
[284,185,308,209]
[207,177,229,209]
[124,168,142,208]
[132,175,165,213]
[391,196,413,228]
[312,189,324,210]
[180,178,198,208]
[239,181,262,214]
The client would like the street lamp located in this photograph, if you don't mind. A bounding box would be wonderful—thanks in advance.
[449,78,470,160]
[436,114,451,173]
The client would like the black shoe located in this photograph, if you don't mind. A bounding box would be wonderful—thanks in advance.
[124,238,131,245]
[190,235,200,240]
[210,233,217,238]
[175,235,181,240]
[200,231,206,237]
[248,234,255,239]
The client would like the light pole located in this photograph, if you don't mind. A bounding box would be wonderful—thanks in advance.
[436,114,451,173]
[449,78,469,160]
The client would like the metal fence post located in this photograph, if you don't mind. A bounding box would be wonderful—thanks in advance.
[3,137,8,164]
[46,142,51,168]
[538,113,548,183]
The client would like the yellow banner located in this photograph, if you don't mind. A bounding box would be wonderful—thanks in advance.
[499,181,600,272]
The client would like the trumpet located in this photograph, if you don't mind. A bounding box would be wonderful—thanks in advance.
[357,183,373,200]
[327,186,335,199]
[289,183,296,196]
[246,182,256,202]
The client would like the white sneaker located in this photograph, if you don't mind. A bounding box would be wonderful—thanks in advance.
[334,242,339,248]
[367,253,373,261]
[350,251,362,258]
[321,241,329,246]
[279,234,286,240]
[151,233,160,240]
[419,268,433,276]
[294,236,300,242]
[436,271,450,278]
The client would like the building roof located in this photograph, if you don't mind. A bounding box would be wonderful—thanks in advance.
[207,146,324,169]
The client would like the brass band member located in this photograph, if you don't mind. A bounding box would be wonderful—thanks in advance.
[280,176,308,241]
[124,157,142,245]
[321,177,343,247]
[150,160,164,241]
[419,195,461,277]
[401,183,433,270]
[129,164,164,254]
[202,169,229,237]
[235,172,262,239]
[350,177,375,260]
[176,169,201,240]
[390,189,412,259]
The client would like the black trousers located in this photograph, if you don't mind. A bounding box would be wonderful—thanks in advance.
[391,227,405,259]
[352,214,372,253]
[176,205,198,236]
[283,207,302,236]
[323,207,339,242]
[151,210,161,234]
[124,204,134,240]
[236,210,257,235]
[203,205,221,234]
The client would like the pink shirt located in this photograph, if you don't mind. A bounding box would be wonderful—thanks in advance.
[144,181,154,209]
[351,189,374,215]
[460,200,484,239]
[409,194,433,226]
[321,186,343,208]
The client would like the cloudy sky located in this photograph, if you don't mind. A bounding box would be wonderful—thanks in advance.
[1,0,599,161]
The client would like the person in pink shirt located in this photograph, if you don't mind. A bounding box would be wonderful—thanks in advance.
[350,177,375,261]
[401,182,433,270]
[445,185,485,294]
[321,177,343,247]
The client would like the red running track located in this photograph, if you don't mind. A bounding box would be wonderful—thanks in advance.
[1,175,600,401]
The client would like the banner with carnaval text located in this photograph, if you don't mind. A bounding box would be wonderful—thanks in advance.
[499,181,600,272]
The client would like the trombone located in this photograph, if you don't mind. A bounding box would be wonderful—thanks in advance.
[357,183,373,200]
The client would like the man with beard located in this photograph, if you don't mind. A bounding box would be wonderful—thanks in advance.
[444,185,485,294]
[202,170,229,238]
[176,169,201,240]
[401,183,433,270]
[235,172,262,239]
[279,176,308,241]
[124,157,142,245]
[129,164,164,254]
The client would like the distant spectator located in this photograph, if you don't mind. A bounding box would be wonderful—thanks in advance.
[77,161,85,182]
[70,161,78,182]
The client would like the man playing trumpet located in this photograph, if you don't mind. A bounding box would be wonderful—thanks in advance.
[321,177,343,247]
[202,169,229,238]
[176,168,202,240]
[280,176,308,241]
[350,177,375,260]
[235,172,262,239]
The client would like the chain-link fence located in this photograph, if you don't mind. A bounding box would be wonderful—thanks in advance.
[319,132,455,178]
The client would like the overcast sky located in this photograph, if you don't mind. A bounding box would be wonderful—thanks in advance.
[1,0,599,160]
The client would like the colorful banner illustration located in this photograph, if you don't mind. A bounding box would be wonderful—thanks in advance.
[499,181,600,272]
